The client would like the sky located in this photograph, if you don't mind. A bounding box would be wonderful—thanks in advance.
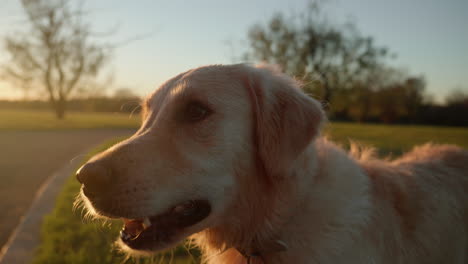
[0,0,467,102]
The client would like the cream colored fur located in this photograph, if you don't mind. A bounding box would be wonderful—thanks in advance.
[80,64,468,264]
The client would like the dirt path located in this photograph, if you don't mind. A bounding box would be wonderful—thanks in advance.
[0,129,135,263]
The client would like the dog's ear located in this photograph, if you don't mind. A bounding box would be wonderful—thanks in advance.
[243,65,324,182]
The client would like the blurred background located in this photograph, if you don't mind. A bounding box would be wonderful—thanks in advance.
[0,0,466,263]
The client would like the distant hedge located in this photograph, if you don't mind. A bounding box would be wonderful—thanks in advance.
[33,139,200,264]
[0,97,142,114]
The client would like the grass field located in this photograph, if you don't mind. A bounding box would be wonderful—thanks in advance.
[29,112,467,264]
[0,110,140,131]
[324,122,468,154]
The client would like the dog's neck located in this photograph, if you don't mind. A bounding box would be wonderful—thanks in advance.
[194,138,371,264]
[235,149,319,262]
[193,141,319,263]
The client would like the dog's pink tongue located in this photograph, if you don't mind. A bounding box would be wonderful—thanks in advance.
[123,218,144,237]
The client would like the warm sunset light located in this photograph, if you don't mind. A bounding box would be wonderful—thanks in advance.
[0,0,467,102]
[0,1,466,264]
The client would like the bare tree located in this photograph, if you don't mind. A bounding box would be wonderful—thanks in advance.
[243,1,390,105]
[2,0,110,119]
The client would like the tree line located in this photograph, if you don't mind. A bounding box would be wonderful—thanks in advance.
[241,2,468,126]
[0,92,141,114]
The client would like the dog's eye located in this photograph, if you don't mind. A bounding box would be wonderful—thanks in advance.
[185,101,211,122]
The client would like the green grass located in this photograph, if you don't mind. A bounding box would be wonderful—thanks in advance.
[0,110,140,131]
[32,123,468,264]
[324,122,468,155]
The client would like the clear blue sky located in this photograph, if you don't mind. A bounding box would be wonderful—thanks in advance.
[0,0,467,102]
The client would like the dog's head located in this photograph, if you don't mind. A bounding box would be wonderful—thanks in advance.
[76,64,324,254]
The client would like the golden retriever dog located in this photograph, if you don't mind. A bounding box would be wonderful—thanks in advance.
[76,64,468,264]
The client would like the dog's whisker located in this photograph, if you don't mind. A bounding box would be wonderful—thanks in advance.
[69,154,87,164]
[129,104,142,119]
[183,240,199,264]
[157,253,165,264]
[168,249,175,264]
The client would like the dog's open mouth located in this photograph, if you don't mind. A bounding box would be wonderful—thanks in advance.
[119,199,211,251]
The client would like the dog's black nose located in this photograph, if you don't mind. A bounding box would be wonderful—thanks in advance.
[76,161,111,195]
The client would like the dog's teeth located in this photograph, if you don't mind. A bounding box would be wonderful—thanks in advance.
[120,230,128,240]
[142,217,151,229]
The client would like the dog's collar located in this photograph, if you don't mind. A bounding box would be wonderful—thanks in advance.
[236,239,288,264]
